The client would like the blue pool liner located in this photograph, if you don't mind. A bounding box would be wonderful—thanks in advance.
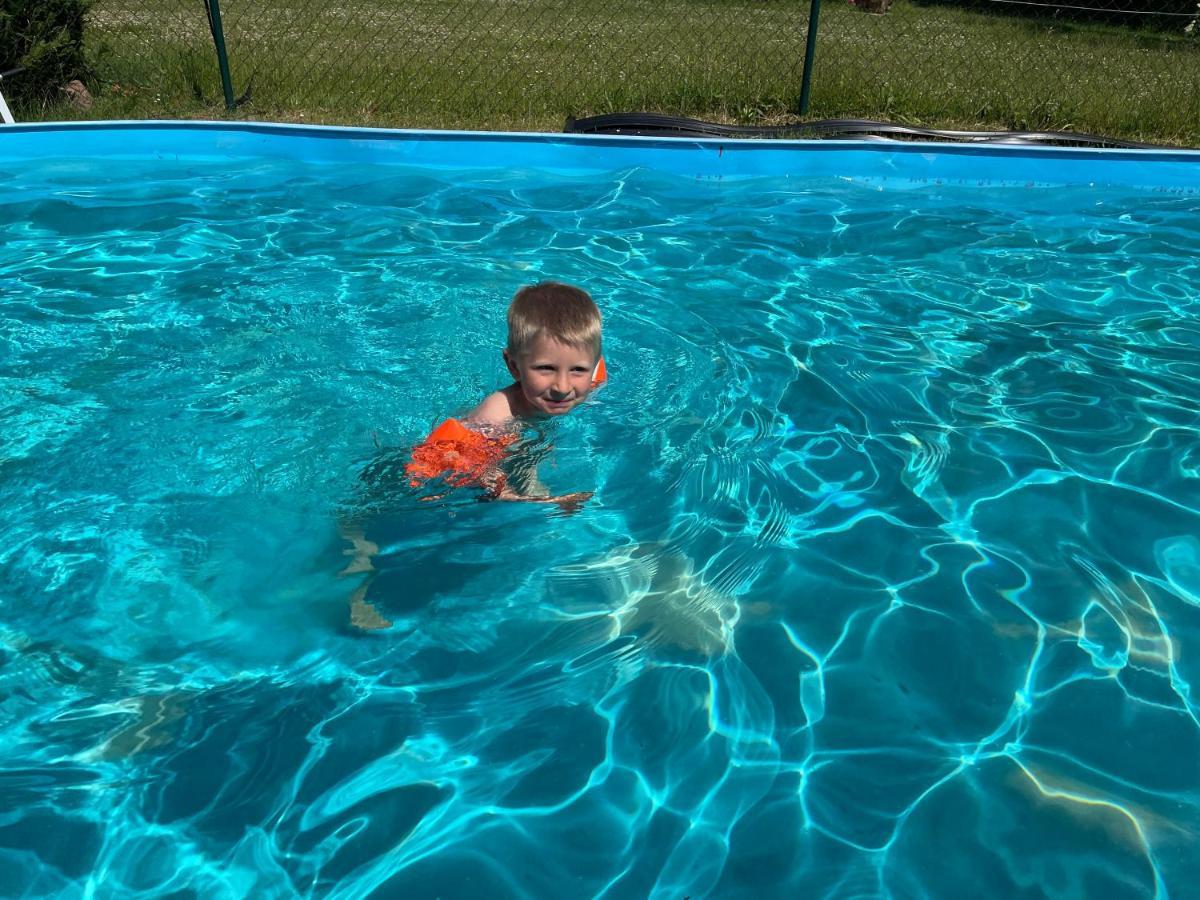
[2,120,1199,191]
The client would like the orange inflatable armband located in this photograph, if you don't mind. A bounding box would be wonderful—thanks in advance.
[405,418,517,489]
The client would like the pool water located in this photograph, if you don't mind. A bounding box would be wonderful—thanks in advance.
[2,136,1199,897]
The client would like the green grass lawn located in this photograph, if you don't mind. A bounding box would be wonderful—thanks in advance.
[26,0,1200,146]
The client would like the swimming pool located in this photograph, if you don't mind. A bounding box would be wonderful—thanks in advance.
[2,122,1198,897]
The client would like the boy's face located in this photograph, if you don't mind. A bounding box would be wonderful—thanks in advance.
[505,334,598,417]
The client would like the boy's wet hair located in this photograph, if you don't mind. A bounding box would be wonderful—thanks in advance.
[507,282,602,358]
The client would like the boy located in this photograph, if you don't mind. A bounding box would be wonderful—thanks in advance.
[405,280,605,507]
[343,282,605,628]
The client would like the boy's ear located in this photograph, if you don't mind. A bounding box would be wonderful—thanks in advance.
[503,348,521,381]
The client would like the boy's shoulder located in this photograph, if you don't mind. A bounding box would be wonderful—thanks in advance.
[466,385,520,428]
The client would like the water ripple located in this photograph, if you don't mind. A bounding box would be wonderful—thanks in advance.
[1,155,1198,897]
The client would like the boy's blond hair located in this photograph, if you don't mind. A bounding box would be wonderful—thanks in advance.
[507,282,602,358]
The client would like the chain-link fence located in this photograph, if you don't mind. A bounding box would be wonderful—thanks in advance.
[60,0,1200,142]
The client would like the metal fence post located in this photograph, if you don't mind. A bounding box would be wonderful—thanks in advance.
[798,0,823,115]
[204,0,236,109]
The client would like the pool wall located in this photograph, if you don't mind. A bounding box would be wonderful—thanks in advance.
[2,121,1199,191]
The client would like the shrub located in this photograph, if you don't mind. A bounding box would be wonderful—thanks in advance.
[0,0,91,105]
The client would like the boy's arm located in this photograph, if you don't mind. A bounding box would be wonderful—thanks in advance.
[467,387,592,512]
[496,484,593,514]
[492,443,592,512]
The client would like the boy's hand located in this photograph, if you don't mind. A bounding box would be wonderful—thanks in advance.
[549,491,593,515]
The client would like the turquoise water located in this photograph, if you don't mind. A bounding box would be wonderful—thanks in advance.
[2,145,1200,898]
